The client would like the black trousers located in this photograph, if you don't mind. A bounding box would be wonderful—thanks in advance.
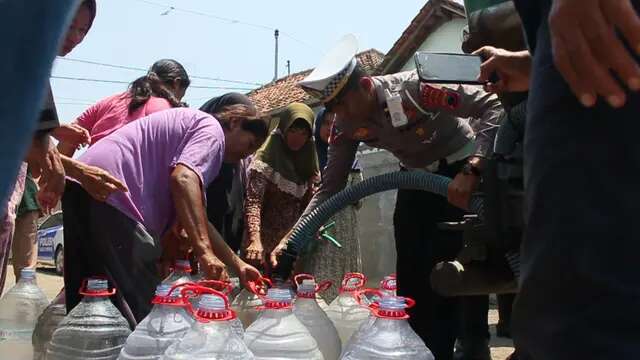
[394,162,489,360]
[62,182,161,328]
[513,2,640,359]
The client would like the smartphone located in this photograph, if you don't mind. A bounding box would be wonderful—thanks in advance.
[414,52,485,85]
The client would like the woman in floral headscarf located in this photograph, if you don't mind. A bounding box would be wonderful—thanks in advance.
[242,103,319,269]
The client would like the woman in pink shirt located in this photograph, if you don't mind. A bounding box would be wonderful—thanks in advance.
[58,59,191,156]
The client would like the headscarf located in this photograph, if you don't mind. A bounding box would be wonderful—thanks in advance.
[200,93,256,252]
[253,103,319,188]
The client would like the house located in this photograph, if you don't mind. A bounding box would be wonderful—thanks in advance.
[247,49,384,116]
[379,0,466,74]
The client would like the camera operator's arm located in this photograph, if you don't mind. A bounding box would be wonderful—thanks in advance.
[547,0,640,108]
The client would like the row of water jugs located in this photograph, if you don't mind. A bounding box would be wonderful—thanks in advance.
[0,261,434,359]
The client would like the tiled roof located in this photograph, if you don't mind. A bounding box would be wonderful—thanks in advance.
[378,0,465,74]
[248,49,385,114]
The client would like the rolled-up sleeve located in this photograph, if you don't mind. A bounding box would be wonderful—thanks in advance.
[172,117,225,189]
[450,85,504,158]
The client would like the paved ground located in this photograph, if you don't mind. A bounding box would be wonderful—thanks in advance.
[4,264,515,359]
[4,265,63,300]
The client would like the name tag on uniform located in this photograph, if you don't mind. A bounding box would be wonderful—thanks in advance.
[385,89,408,128]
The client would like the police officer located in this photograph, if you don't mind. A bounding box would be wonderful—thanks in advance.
[271,34,503,360]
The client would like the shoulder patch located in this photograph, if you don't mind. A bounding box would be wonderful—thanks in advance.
[420,83,460,111]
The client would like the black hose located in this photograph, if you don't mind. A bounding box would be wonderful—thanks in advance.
[274,170,484,279]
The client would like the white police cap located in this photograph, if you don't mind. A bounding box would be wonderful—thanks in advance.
[298,34,358,103]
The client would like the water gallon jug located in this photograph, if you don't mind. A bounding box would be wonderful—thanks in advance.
[185,280,244,338]
[340,296,434,360]
[162,260,194,286]
[244,288,323,360]
[32,288,66,360]
[325,273,369,348]
[46,278,131,360]
[343,273,398,349]
[118,284,194,359]
[0,268,49,360]
[293,275,341,360]
[231,277,271,328]
[162,290,254,359]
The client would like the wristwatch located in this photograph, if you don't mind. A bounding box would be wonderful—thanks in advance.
[462,162,482,177]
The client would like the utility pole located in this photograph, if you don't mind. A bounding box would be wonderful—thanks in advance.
[273,29,279,82]
[286,60,291,76]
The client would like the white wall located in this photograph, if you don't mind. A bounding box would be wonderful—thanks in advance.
[400,18,467,72]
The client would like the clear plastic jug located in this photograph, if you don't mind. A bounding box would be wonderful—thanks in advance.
[118,284,194,359]
[186,280,244,338]
[162,290,254,359]
[0,268,49,360]
[340,296,434,360]
[32,288,66,360]
[46,278,132,360]
[341,275,398,354]
[244,288,323,360]
[293,275,341,360]
[162,260,194,286]
[325,273,369,348]
[231,277,271,329]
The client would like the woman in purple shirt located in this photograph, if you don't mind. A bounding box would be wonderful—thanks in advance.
[62,106,268,325]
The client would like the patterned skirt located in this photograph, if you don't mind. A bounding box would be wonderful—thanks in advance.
[303,171,363,303]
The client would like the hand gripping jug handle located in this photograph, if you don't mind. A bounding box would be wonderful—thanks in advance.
[179,285,237,322]
[78,277,117,297]
[247,277,272,299]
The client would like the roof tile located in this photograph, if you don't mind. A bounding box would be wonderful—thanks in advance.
[248,49,384,114]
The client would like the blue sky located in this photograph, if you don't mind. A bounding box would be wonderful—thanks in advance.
[52,0,451,123]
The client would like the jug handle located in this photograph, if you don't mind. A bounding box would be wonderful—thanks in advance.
[162,282,202,305]
[196,279,234,295]
[78,277,117,297]
[340,272,367,292]
[293,273,315,287]
[354,288,383,310]
[404,297,416,309]
[380,277,397,292]
[180,286,228,311]
[316,280,333,293]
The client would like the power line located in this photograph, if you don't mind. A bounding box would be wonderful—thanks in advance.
[130,0,313,47]
[57,57,263,86]
[133,0,272,31]
[51,75,255,91]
